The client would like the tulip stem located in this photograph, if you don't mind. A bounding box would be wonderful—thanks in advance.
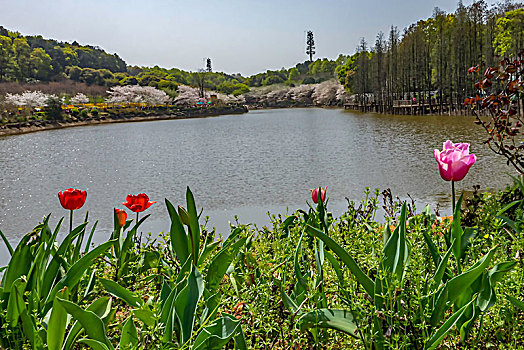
[451,181,456,214]
[70,210,73,236]
[136,212,139,226]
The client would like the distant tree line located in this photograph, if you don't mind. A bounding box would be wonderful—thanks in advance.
[337,0,524,114]
[0,25,343,99]
[0,26,126,83]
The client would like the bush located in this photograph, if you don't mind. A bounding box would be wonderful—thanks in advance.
[79,109,89,118]
[301,77,316,84]
[91,107,99,116]
[35,111,46,120]
[262,75,285,86]
[43,96,63,120]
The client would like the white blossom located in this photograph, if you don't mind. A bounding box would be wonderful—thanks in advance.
[70,93,89,105]
[106,85,171,105]
[4,90,54,107]
[335,84,349,104]
[287,84,316,104]
[311,80,338,105]
[173,85,200,106]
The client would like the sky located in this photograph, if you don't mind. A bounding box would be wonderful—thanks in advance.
[0,0,503,76]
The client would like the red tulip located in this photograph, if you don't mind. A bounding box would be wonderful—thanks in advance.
[115,208,127,227]
[58,188,87,210]
[311,187,327,204]
[123,193,156,212]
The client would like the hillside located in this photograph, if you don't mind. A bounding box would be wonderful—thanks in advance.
[0,26,340,98]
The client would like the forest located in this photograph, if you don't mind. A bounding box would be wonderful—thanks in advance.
[337,1,524,114]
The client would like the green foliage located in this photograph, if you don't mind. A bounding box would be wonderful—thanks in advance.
[0,27,126,83]
[301,77,316,84]
[287,67,300,82]
[262,75,285,86]
[494,9,524,57]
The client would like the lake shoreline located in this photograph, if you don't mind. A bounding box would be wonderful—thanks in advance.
[0,105,248,137]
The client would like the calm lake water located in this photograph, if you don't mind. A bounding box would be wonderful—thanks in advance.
[0,108,513,261]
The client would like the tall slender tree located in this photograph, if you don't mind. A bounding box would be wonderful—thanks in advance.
[306,31,315,62]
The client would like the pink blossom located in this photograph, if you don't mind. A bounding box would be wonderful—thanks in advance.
[434,140,476,181]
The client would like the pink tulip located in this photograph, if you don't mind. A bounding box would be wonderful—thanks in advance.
[434,140,476,181]
[311,187,327,204]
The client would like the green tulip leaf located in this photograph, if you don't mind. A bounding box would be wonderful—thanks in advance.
[120,316,139,348]
[193,314,242,350]
[47,289,69,350]
[297,309,359,338]
[186,187,201,264]
[63,297,112,350]
[425,299,474,350]
[100,278,143,308]
[174,265,204,344]
[166,198,190,265]
[45,240,116,315]
[57,298,114,350]
[78,339,110,350]
[447,246,497,303]
[205,237,247,293]
[0,228,13,256]
[382,202,410,283]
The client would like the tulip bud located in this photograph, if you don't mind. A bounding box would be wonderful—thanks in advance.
[178,205,190,226]
[311,187,327,204]
[115,209,127,228]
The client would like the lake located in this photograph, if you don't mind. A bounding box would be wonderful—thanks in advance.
[0,108,514,261]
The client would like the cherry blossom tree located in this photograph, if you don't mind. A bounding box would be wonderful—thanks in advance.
[106,85,171,105]
[335,84,349,104]
[287,84,316,104]
[311,80,339,105]
[4,90,53,107]
[70,93,89,105]
[173,85,200,106]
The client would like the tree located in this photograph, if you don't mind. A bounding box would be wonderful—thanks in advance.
[206,58,212,72]
[288,67,300,82]
[30,47,53,80]
[306,31,315,62]
[0,35,12,81]
[174,85,200,105]
[70,93,89,105]
[5,90,52,107]
[494,8,524,57]
[13,37,31,80]
[105,85,171,105]
[44,95,64,120]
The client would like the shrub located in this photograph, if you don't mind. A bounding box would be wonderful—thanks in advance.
[43,96,63,120]
[302,77,317,84]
